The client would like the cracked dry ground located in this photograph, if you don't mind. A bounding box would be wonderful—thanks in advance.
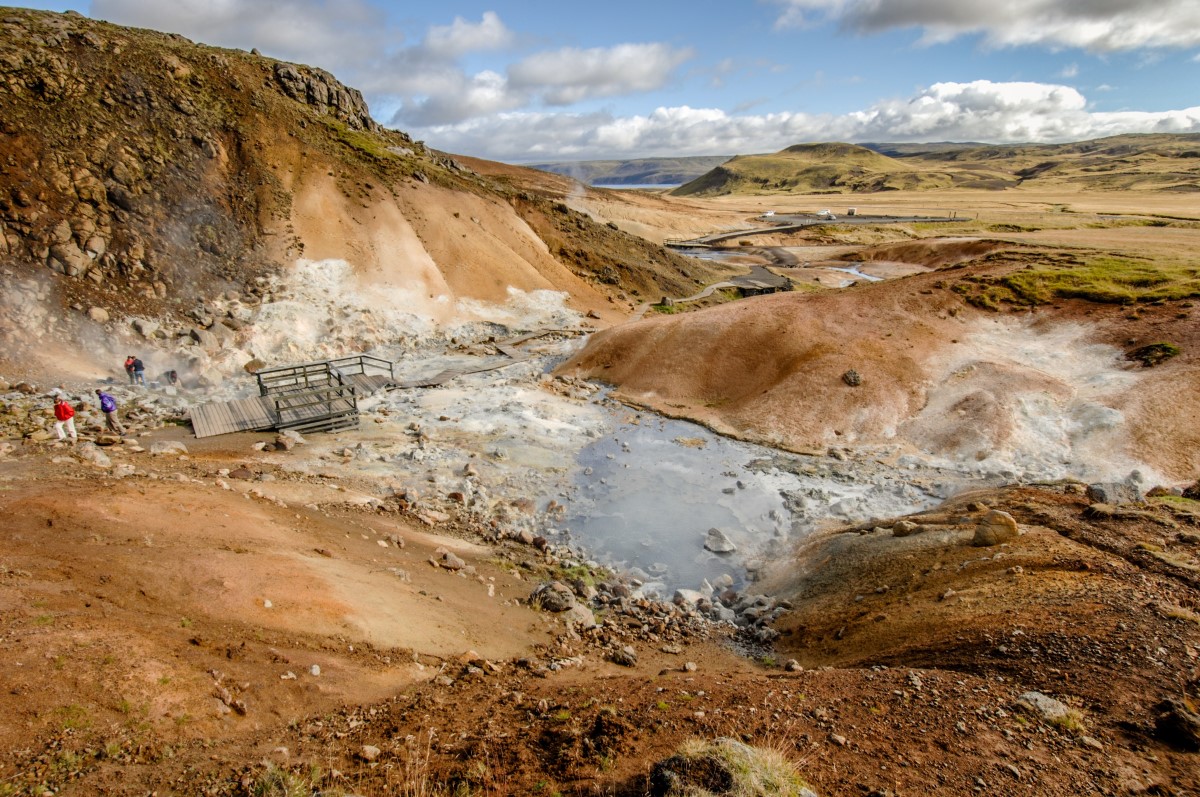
[0,432,1198,796]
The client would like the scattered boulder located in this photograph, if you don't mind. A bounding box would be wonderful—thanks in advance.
[1086,482,1142,505]
[891,520,922,537]
[530,581,576,612]
[132,318,159,338]
[673,589,707,607]
[972,510,1019,547]
[1016,691,1074,724]
[149,440,188,456]
[841,369,862,387]
[189,327,219,352]
[704,528,737,553]
[610,645,638,667]
[87,306,109,323]
[563,603,597,629]
[1154,699,1200,752]
[76,442,111,468]
[359,745,381,762]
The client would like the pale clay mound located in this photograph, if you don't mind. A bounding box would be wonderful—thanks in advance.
[560,283,1200,483]
[288,168,619,323]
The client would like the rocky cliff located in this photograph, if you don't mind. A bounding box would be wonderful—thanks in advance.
[0,9,714,381]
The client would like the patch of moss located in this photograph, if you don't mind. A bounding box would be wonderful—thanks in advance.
[957,256,1200,309]
[1126,342,1181,367]
[651,737,814,797]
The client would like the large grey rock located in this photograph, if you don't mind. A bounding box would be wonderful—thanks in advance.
[278,429,306,446]
[563,603,597,629]
[149,440,188,456]
[1017,691,1073,723]
[76,442,111,468]
[132,318,159,338]
[972,510,1019,547]
[673,589,707,607]
[704,527,737,553]
[1086,482,1142,505]
[610,645,637,667]
[530,581,576,612]
[189,327,219,352]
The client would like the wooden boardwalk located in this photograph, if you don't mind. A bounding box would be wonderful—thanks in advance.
[191,372,396,438]
[189,331,573,438]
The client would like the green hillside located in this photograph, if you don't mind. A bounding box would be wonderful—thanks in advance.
[671,135,1200,196]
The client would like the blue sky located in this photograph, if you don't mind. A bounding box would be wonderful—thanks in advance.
[12,0,1200,162]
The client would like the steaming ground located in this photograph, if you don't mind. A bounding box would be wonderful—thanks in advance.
[14,257,1163,596]
[905,315,1162,485]
[172,261,1167,597]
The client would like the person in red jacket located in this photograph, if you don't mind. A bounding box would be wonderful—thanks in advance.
[53,396,77,443]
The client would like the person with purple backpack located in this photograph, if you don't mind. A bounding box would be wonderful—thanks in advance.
[95,389,125,434]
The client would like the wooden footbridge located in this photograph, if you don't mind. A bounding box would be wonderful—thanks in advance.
[188,331,564,439]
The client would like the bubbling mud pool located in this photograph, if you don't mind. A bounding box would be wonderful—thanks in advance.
[553,402,954,598]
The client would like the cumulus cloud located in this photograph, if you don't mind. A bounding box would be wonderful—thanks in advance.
[413,80,1200,162]
[424,12,515,58]
[772,0,1200,51]
[92,0,389,70]
[380,40,693,125]
[393,70,528,127]
[508,43,694,105]
[91,1,691,129]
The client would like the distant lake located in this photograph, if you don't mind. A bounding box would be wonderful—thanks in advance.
[591,183,681,190]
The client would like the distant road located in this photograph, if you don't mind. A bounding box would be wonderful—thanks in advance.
[666,213,960,247]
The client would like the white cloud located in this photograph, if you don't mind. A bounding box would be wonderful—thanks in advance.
[424,12,515,58]
[413,80,1200,161]
[396,70,528,126]
[772,0,1200,51]
[508,43,694,106]
[1059,63,1078,78]
[92,0,389,70]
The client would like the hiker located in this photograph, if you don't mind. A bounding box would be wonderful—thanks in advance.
[132,356,145,385]
[53,396,77,443]
[167,369,179,386]
[124,355,136,384]
[95,389,125,434]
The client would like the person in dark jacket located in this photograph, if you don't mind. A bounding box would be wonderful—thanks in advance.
[95,389,125,434]
[132,356,145,386]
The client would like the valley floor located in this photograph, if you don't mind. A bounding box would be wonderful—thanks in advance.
[1,378,1197,796]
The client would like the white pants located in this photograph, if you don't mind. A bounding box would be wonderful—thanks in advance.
[55,418,77,440]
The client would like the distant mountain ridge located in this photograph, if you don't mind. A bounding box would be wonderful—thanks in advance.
[671,135,1200,196]
[528,156,732,186]
[526,136,1200,194]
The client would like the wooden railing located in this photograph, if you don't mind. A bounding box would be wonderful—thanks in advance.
[253,355,396,434]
